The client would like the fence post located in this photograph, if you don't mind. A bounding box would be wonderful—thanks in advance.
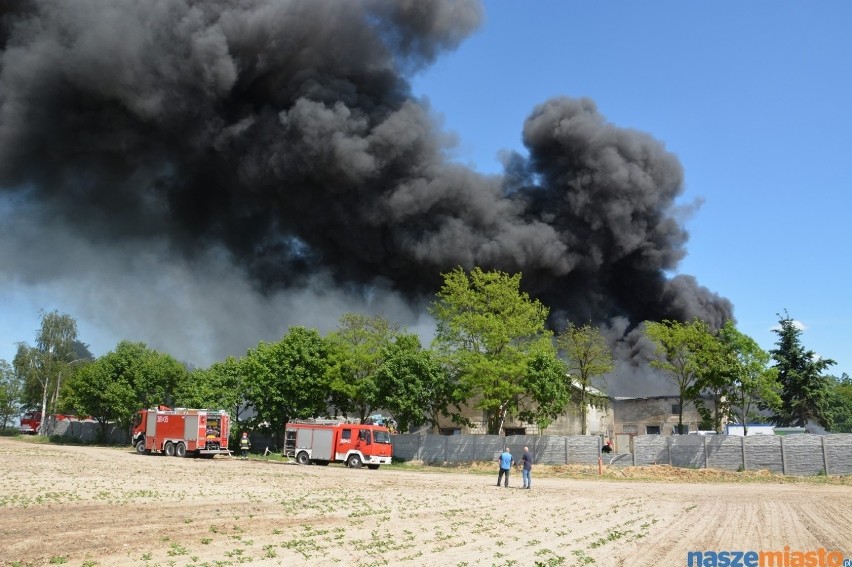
[667,436,672,466]
[780,436,786,475]
[741,436,747,471]
[417,434,423,462]
[444,435,448,464]
[565,436,569,465]
[703,435,708,469]
[822,436,829,475]
[472,434,477,462]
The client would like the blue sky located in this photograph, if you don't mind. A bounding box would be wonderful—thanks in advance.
[1,1,850,378]
[409,1,852,377]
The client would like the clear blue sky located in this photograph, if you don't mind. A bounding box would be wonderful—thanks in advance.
[1,1,850,378]
[409,1,852,377]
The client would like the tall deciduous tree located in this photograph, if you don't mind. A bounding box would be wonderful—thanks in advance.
[430,267,558,435]
[176,356,248,436]
[557,322,614,434]
[12,311,79,434]
[0,360,23,430]
[770,311,835,428]
[61,358,134,441]
[242,326,332,443]
[61,341,188,436]
[715,322,780,435]
[325,313,399,422]
[645,318,717,434]
[373,333,464,433]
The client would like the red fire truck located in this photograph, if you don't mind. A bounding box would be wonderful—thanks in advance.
[19,411,92,434]
[132,406,231,458]
[284,420,393,469]
[19,410,43,434]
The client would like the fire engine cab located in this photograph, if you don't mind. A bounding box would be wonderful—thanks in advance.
[132,406,231,458]
[284,420,393,469]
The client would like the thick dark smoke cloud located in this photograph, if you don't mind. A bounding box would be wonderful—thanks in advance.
[0,0,732,384]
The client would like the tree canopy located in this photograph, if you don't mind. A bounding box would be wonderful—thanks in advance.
[430,267,563,434]
[645,318,717,434]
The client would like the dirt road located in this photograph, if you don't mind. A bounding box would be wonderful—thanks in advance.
[1,437,850,567]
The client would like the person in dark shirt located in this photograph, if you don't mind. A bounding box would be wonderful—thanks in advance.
[521,446,533,489]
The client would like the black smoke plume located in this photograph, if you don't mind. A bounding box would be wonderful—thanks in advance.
[0,0,732,381]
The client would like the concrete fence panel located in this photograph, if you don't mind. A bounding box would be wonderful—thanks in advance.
[537,435,570,465]
[419,434,447,463]
[783,435,826,476]
[705,436,744,471]
[634,436,669,466]
[824,434,852,475]
[390,434,421,461]
[670,436,705,469]
[566,436,601,465]
[743,436,784,473]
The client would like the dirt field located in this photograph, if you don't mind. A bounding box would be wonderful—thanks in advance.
[1,437,850,567]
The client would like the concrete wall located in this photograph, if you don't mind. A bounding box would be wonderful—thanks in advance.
[391,433,852,476]
[612,396,708,437]
[52,419,128,444]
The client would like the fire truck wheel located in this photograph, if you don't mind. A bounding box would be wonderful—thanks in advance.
[135,440,147,454]
[296,451,309,465]
[347,454,363,469]
[164,442,175,457]
[175,442,187,458]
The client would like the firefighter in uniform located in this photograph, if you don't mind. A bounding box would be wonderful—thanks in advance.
[239,431,251,460]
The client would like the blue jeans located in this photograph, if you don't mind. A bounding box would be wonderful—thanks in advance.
[522,468,531,488]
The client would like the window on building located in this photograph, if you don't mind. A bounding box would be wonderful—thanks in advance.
[439,428,461,436]
[671,404,681,415]
[503,427,526,436]
[645,425,661,435]
[673,424,689,434]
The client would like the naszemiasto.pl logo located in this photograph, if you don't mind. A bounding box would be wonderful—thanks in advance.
[686,547,848,567]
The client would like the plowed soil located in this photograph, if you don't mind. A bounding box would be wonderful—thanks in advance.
[1,437,850,567]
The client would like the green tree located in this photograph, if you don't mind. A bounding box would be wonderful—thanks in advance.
[515,345,572,432]
[325,313,399,422]
[715,323,780,434]
[242,327,332,444]
[645,318,717,434]
[13,310,79,434]
[557,322,614,434]
[373,333,464,433]
[430,267,556,435]
[0,360,24,430]
[176,356,248,435]
[61,341,188,434]
[770,311,835,428]
[826,373,852,433]
[61,358,134,441]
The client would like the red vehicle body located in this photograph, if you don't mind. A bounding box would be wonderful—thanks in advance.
[284,420,393,469]
[19,412,92,434]
[19,411,43,434]
[132,407,230,458]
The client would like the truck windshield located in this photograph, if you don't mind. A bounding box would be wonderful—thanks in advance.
[373,430,391,444]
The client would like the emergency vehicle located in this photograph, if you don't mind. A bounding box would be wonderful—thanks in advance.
[132,406,231,458]
[19,410,43,434]
[284,419,393,469]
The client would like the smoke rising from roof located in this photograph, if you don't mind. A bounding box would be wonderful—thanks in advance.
[0,0,732,382]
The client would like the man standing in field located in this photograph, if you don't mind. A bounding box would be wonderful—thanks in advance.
[521,446,532,489]
[497,447,514,488]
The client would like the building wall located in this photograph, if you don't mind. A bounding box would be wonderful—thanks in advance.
[612,396,707,436]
